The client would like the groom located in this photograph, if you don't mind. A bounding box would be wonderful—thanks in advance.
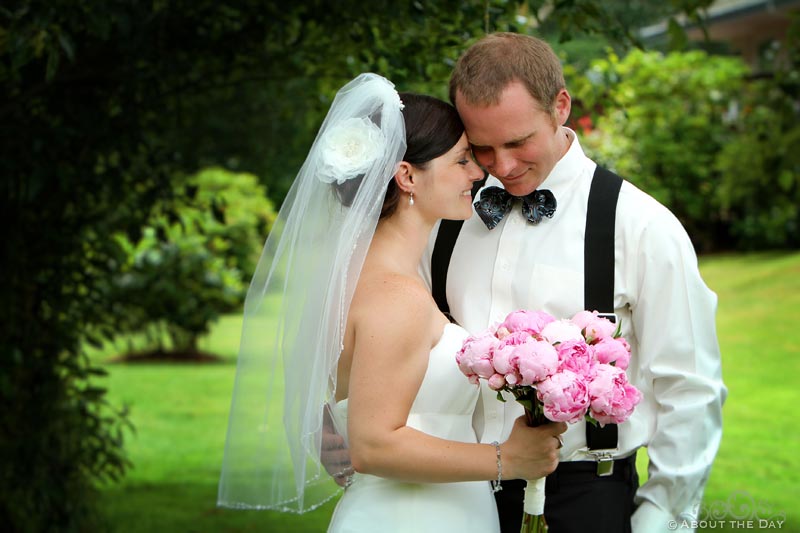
[425,32,726,533]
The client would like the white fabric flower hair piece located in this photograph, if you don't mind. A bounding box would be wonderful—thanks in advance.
[318,117,386,184]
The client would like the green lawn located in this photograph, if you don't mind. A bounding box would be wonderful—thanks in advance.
[94,252,800,532]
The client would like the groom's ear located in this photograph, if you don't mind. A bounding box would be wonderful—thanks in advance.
[393,161,415,193]
[554,88,571,126]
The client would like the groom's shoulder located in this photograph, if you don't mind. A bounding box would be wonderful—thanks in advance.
[618,180,679,221]
[615,179,694,249]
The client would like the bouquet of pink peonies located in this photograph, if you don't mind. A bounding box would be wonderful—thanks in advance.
[456,309,642,533]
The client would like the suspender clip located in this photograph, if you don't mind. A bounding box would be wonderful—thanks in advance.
[587,449,617,477]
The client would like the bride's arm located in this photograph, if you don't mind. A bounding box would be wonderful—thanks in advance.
[346,279,564,483]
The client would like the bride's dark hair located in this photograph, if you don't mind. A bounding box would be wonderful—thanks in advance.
[381,93,464,218]
[333,93,464,217]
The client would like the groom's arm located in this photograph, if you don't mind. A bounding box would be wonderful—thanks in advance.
[321,406,352,487]
[628,210,726,533]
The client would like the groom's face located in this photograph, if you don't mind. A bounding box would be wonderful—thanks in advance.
[455,81,570,197]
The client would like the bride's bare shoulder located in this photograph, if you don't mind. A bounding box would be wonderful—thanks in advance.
[350,270,435,332]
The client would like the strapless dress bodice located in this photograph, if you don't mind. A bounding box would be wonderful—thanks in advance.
[328,323,500,533]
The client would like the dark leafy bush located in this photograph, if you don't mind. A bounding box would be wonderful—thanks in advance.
[106,168,276,354]
[713,19,800,249]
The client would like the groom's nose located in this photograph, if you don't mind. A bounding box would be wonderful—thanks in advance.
[490,150,518,179]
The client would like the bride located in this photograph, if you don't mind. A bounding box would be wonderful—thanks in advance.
[218,73,565,532]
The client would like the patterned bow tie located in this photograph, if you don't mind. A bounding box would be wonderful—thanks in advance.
[473,186,557,230]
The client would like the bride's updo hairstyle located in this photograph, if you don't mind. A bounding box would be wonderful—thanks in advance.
[381,93,464,219]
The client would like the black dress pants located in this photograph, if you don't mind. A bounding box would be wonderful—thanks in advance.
[494,455,639,533]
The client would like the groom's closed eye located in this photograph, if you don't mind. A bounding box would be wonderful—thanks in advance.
[470,144,490,155]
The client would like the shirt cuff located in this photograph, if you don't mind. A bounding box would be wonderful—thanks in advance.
[632,501,693,533]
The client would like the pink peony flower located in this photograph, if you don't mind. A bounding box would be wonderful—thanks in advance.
[491,344,521,385]
[617,336,631,353]
[495,326,512,340]
[492,331,532,385]
[535,370,590,423]
[583,315,617,344]
[499,330,534,346]
[516,340,559,386]
[570,310,598,330]
[456,331,500,380]
[487,373,507,391]
[593,337,631,370]
[498,309,555,336]
[587,365,642,425]
[556,339,597,378]
[541,319,583,345]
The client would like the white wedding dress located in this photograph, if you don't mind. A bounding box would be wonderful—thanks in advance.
[328,323,500,533]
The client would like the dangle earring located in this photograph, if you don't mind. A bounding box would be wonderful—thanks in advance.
[409,192,414,206]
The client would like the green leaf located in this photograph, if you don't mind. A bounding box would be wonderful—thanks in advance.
[57,32,75,62]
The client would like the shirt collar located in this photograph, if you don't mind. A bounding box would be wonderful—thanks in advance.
[539,127,586,197]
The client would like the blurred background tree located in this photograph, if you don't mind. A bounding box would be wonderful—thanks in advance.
[1,0,782,530]
[571,49,749,252]
[104,168,276,357]
[713,14,800,249]
[567,10,799,252]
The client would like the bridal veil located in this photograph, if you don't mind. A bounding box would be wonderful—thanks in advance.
[218,73,406,512]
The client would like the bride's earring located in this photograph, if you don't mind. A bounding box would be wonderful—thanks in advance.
[409,192,414,206]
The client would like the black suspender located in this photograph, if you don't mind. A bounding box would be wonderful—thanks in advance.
[430,166,623,453]
[431,219,463,318]
[583,166,623,455]
[584,166,622,318]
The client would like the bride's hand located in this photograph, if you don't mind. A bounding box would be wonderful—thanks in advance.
[500,416,566,480]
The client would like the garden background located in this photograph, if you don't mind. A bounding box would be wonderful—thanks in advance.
[2,1,798,532]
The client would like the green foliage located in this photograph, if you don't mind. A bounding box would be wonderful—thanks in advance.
[572,49,749,251]
[107,168,276,354]
[713,18,800,249]
[570,29,800,251]
[1,2,175,529]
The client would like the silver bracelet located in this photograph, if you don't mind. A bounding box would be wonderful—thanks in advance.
[490,441,503,493]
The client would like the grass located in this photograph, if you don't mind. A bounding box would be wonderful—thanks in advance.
[94,314,337,533]
[690,252,800,532]
[93,252,800,532]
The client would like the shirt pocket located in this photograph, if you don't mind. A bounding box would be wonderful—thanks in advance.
[515,262,583,319]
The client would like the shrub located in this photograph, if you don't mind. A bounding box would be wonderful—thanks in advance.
[572,49,749,251]
[713,21,800,249]
[106,167,276,355]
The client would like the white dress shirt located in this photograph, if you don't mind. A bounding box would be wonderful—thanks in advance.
[421,129,726,532]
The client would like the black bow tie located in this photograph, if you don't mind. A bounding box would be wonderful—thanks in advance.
[473,186,557,230]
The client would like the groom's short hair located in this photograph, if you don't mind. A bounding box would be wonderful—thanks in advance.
[449,32,565,118]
